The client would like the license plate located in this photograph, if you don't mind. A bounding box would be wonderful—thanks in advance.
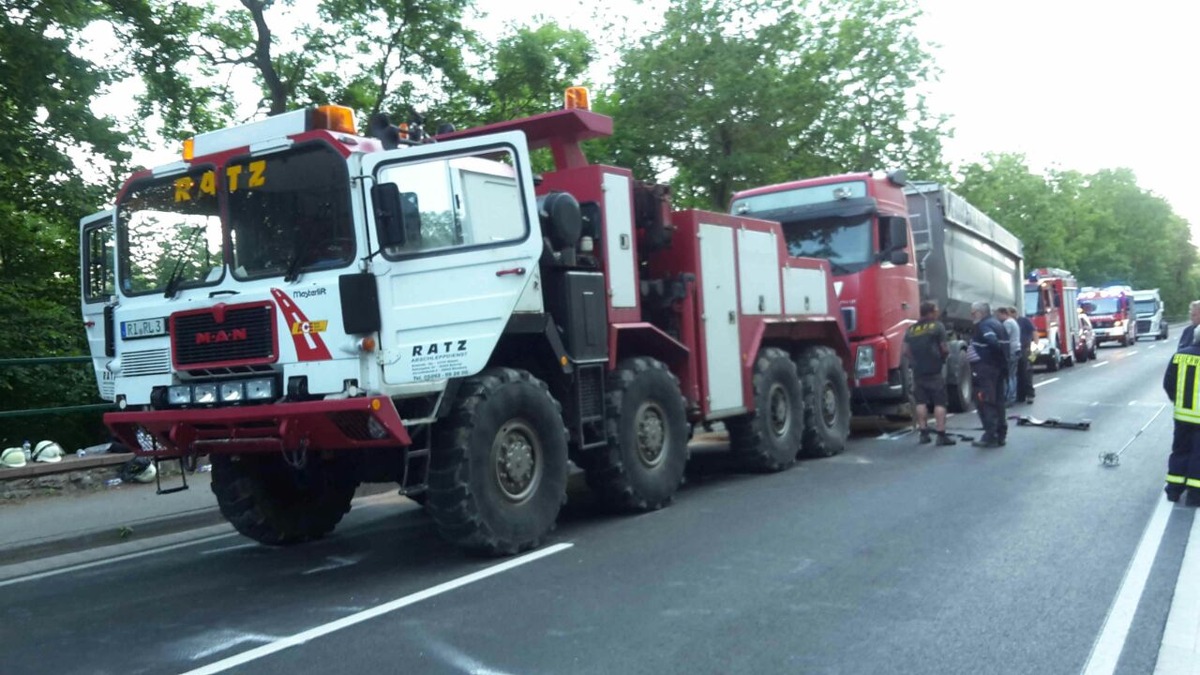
[121,318,166,339]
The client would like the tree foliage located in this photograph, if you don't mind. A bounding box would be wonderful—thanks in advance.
[954,154,1197,317]
[595,0,946,209]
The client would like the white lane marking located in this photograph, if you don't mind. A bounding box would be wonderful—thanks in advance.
[191,632,286,661]
[1093,361,1110,368]
[1155,512,1200,674]
[1034,377,1060,388]
[1081,497,1173,675]
[301,555,363,576]
[1149,344,1158,350]
[0,532,234,589]
[1129,401,1138,406]
[200,543,259,556]
[179,542,574,675]
[1128,350,1140,356]
[1091,401,1101,407]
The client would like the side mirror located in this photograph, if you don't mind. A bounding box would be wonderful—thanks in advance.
[889,249,910,266]
[372,183,421,249]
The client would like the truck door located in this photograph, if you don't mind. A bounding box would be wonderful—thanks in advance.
[80,211,115,400]
[360,133,543,385]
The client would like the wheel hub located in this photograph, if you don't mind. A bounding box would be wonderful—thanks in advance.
[634,401,668,468]
[821,382,838,426]
[768,383,791,437]
[492,419,542,502]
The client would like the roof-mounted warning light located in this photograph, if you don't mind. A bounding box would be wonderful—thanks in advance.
[565,86,590,111]
[310,105,357,134]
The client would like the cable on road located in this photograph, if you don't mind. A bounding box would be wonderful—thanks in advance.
[1099,403,1168,467]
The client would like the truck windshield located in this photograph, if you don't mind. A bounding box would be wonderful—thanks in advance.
[228,144,354,279]
[117,167,222,296]
[781,217,872,275]
[1135,300,1157,315]
[1024,288,1042,315]
[1083,297,1121,314]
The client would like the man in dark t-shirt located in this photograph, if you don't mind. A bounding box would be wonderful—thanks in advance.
[904,302,956,446]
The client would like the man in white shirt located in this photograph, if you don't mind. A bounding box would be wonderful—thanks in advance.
[996,307,1021,406]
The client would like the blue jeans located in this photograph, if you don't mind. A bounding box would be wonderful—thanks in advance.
[1005,357,1018,404]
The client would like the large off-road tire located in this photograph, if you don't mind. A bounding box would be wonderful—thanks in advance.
[947,351,974,413]
[582,357,689,512]
[727,347,804,472]
[426,368,569,557]
[210,454,358,546]
[796,346,851,458]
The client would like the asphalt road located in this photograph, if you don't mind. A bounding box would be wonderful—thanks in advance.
[2,336,1196,675]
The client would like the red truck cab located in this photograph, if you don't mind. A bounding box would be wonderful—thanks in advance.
[731,172,917,412]
[1025,268,1083,370]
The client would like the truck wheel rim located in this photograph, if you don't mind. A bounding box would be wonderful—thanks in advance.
[492,419,541,503]
[634,401,668,469]
[769,383,791,437]
[821,382,838,426]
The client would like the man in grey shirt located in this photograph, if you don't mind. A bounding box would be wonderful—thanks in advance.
[997,307,1021,406]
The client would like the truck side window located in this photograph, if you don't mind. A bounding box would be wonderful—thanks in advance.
[84,224,114,302]
[376,147,527,257]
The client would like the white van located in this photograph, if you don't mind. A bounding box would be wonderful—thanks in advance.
[1132,289,1168,340]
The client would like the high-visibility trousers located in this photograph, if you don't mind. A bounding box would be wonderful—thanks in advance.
[1167,421,1200,496]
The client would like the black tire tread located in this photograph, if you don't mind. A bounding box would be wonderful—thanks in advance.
[582,357,689,512]
[727,347,802,472]
[426,368,568,557]
[796,345,851,458]
[210,455,357,546]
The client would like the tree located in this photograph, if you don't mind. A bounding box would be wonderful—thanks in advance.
[596,0,947,210]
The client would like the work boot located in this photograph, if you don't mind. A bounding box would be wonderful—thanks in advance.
[936,432,956,446]
[919,429,931,444]
[972,437,1000,449]
[1166,489,1182,503]
[1185,490,1200,508]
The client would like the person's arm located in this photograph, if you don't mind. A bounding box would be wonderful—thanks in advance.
[1164,358,1179,401]
[937,325,949,358]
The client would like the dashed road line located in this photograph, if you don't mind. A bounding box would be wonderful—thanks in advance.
[1093,361,1110,368]
[1034,377,1060,388]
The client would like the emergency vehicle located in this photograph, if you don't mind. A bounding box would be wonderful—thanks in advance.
[1079,286,1138,347]
[1025,268,1086,370]
[80,92,854,555]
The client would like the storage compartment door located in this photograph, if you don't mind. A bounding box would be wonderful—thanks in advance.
[699,223,743,414]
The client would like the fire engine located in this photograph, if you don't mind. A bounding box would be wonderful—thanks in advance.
[80,91,853,555]
[1025,268,1086,370]
[1079,286,1137,347]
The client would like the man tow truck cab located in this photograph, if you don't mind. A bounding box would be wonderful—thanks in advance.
[81,94,857,556]
[1079,286,1138,347]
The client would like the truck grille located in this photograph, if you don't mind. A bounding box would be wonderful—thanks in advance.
[122,348,172,377]
[1091,318,1113,328]
[1137,319,1151,333]
[171,303,277,369]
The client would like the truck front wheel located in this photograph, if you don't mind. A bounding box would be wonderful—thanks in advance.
[426,368,569,557]
[210,454,358,546]
[728,347,804,472]
[796,346,851,458]
[947,351,974,413]
[583,357,689,511]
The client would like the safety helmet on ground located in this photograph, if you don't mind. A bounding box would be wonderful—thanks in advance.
[120,456,157,484]
[1,447,27,468]
[33,440,64,463]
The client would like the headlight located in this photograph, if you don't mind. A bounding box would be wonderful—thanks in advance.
[220,382,245,402]
[1114,319,1123,327]
[855,345,875,378]
[245,378,275,401]
[1035,337,1050,353]
[193,383,218,404]
[167,385,192,406]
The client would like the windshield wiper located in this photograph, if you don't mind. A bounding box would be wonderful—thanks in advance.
[828,260,853,276]
[283,235,313,283]
[163,226,207,298]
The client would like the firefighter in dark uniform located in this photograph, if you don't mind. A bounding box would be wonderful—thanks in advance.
[1163,331,1200,506]
[969,301,1008,448]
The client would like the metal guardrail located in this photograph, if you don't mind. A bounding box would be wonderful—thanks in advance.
[0,355,114,418]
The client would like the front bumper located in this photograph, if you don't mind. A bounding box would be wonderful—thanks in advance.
[105,396,412,457]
